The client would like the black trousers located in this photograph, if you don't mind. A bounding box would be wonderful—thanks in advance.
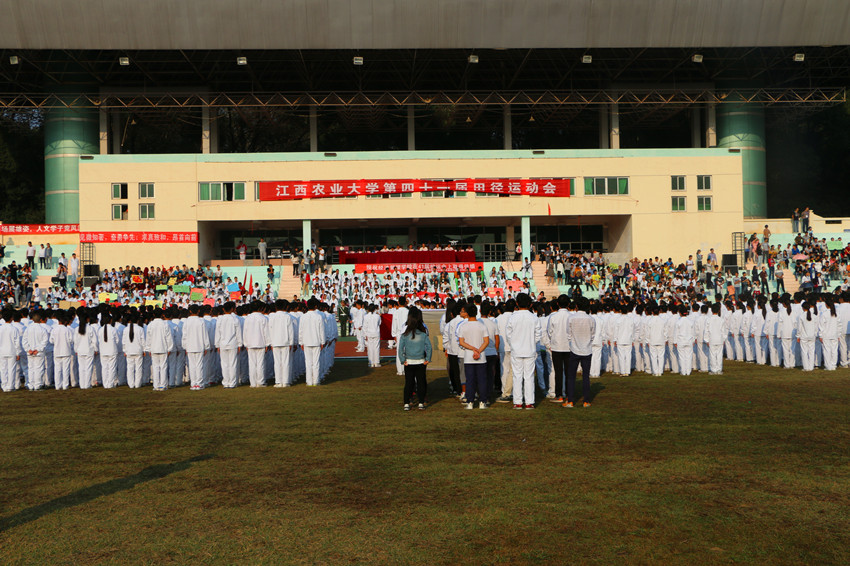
[485,355,500,402]
[551,350,570,398]
[567,353,592,404]
[447,354,462,394]
[404,364,427,404]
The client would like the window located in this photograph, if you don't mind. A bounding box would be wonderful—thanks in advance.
[697,175,712,191]
[139,182,155,198]
[672,196,686,212]
[112,183,128,199]
[698,196,712,211]
[139,203,155,219]
[112,204,128,220]
[421,190,466,199]
[671,176,685,191]
[366,193,413,199]
[584,177,629,196]
[199,182,246,201]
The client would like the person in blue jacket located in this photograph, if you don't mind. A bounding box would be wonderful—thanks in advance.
[398,307,432,411]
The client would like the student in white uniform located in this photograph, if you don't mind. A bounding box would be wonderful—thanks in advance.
[646,306,668,376]
[146,309,175,391]
[362,304,382,368]
[214,301,243,388]
[50,311,75,390]
[0,310,22,392]
[777,300,796,369]
[505,293,541,409]
[392,296,409,376]
[97,313,120,389]
[268,300,296,387]
[818,298,841,371]
[796,301,818,371]
[613,305,635,376]
[22,311,50,390]
[122,312,146,389]
[673,305,695,376]
[764,301,781,367]
[298,298,326,386]
[495,301,514,401]
[74,313,100,389]
[703,303,728,375]
[243,302,271,387]
[351,300,366,353]
[182,305,211,390]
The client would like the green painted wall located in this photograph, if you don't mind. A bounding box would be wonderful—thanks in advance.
[717,98,766,218]
[44,105,99,224]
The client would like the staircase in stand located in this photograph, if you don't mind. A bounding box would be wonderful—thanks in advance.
[277,260,303,300]
[529,261,561,298]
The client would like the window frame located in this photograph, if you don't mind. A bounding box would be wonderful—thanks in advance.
[671,196,686,212]
[112,203,128,220]
[139,182,155,199]
[697,196,712,211]
[112,183,128,200]
[139,203,155,220]
[697,175,712,191]
[671,175,686,191]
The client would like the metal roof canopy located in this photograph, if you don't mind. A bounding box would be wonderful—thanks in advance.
[2,0,850,50]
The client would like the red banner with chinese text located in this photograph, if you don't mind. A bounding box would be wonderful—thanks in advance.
[79,232,199,244]
[353,262,483,274]
[0,224,79,234]
[257,178,571,201]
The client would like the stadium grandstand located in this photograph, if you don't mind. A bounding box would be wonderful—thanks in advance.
[0,0,849,283]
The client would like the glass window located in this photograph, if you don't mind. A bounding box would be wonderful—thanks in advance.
[139,182,154,198]
[672,196,686,212]
[584,178,594,195]
[671,176,685,191]
[698,196,712,211]
[112,183,128,199]
[697,175,712,191]
[139,203,155,219]
[234,182,245,201]
[199,182,210,201]
[112,204,128,220]
[618,178,629,195]
[210,182,222,201]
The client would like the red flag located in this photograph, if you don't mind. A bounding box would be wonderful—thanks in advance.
[547,203,551,216]
[243,269,247,287]
[249,274,253,294]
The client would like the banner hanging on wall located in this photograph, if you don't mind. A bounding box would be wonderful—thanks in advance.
[79,232,198,244]
[256,178,571,201]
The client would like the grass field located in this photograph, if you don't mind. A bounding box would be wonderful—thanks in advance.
[1,360,849,565]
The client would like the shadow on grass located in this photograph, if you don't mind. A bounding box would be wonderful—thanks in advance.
[588,382,606,403]
[0,454,214,533]
[322,360,372,385]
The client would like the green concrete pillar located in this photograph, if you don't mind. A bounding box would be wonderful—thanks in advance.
[302,219,312,254]
[44,102,99,224]
[521,216,531,264]
[717,97,766,217]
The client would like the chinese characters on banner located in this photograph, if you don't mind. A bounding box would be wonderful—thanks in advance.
[79,232,199,244]
[256,178,571,201]
[0,224,80,234]
[353,262,483,274]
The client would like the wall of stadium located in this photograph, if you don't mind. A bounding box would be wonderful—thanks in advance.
[78,149,744,268]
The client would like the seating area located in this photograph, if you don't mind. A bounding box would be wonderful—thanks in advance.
[337,249,476,264]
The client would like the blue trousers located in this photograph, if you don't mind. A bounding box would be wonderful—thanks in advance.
[464,363,488,404]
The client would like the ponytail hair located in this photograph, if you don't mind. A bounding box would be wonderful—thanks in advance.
[803,302,812,322]
[101,313,110,342]
[128,320,135,343]
[78,312,88,336]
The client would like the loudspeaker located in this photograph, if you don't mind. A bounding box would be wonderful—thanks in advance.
[721,254,737,267]
[83,264,100,277]
[82,276,100,288]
